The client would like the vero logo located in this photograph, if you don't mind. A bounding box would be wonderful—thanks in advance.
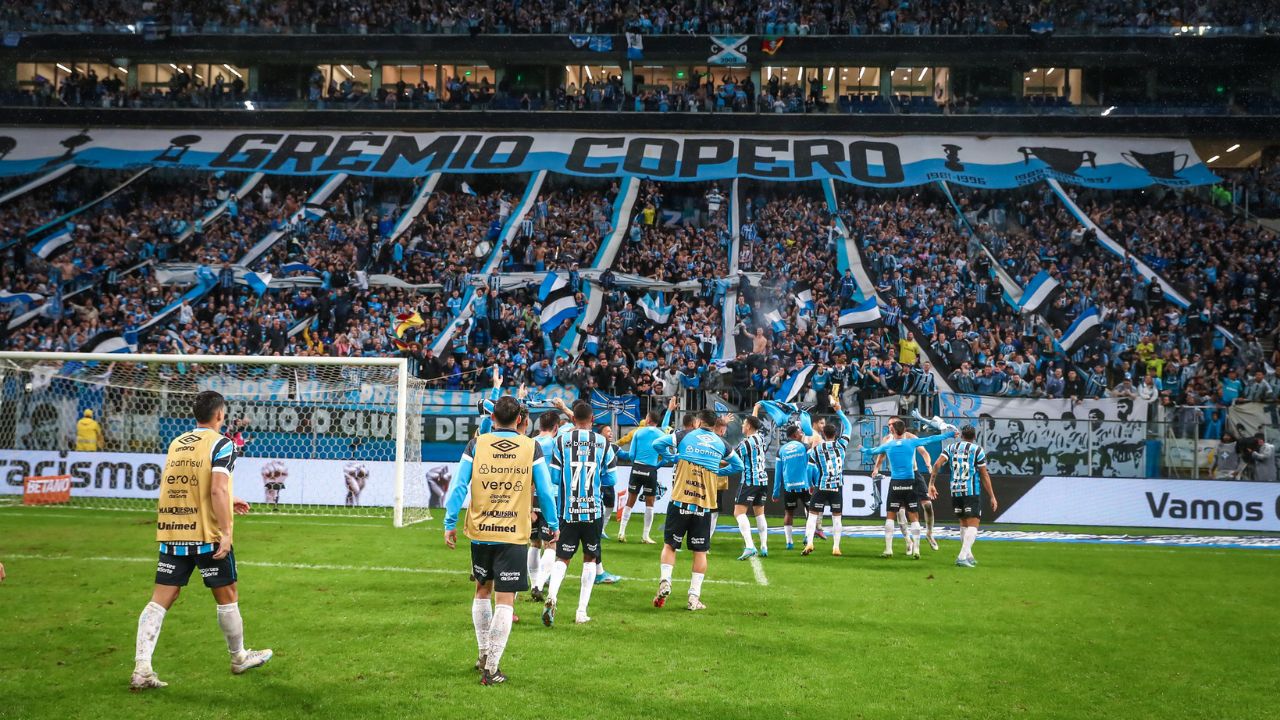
[491,439,520,453]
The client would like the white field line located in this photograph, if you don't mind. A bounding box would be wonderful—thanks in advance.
[748,555,769,586]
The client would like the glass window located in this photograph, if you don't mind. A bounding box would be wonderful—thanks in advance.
[440,65,495,89]
[564,65,623,92]
[314,64,372,91]
[382,64,437,88]
[135,63,248,90]
[15,61,129,89]
[839,66,881,96]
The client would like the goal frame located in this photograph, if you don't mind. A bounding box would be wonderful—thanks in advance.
[0,351,415,527]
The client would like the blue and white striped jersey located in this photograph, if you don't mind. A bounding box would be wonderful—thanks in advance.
[549,428,618,522]
[807,411,851,491]
[941,440,988,496]
[733,430,771,487]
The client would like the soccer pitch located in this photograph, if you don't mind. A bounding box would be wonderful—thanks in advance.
[1,506,1277,720]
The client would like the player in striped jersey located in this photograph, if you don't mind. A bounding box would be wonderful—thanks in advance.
[929,425,996,568]
[543,401,618,626]
[802,391,852,557]
[528,412,562,601]
[732,409,772,560]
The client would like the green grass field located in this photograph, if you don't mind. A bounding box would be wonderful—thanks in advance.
[1,506,1277,720]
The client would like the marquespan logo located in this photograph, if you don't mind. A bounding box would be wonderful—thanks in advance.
[491,439,521,453]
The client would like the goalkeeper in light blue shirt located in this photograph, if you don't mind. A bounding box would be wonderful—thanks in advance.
[865,415,956,559]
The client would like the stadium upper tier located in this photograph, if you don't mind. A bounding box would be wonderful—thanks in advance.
[1,0,1277,36]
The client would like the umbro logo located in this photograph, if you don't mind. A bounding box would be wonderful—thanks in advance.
[491,439,520,453]
[178,434,201,445]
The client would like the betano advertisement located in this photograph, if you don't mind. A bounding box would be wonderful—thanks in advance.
[3,449,1277,531]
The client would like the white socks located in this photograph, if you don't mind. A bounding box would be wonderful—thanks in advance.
[909,521,922,553]
[689,571,705,599]
[736,514,755,549]
[923,501,935,538]
[804,513,818,545]
[216,602,245,657]
[709,512,718,536]
[471,599,492,657]
[832,516,843,551]
[536,548,555,588]
[526,547,540,584]
[547,560,568,601]
[959,526,978,560]
[755,513,769,551]
[619,506,633,536]
[485,605,513,673]
[884,518,895,553]
[659,563,674,583]
[642,507,654,538]
[578,564,597,614]
[784,523,794,546]
[897,508,909,539]
[134,601,167,672]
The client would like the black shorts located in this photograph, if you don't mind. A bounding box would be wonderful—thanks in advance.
[913,474,931,501]
[663,507,712,552]
[155,546,237,588]
[556,520,601,561]
[810,488,843,513]
[470,542,529,592]
[530,510,554,543]
[735,483,768,507]
[887,479,920,513]
[628,464,659,500]
[782,490,809,512]
[601,484,616,508]
[953,494,983,519]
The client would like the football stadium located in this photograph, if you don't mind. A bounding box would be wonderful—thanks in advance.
[0,6,1278,718]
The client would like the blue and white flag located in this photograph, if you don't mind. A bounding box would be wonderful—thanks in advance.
[32,225,75,259]
[244,271,273,296]
[301,203,328,221]
[537,272,579,332]
[776,363,815,403]
[461,181,477,197]
[708,35,749,65]
[1018,270,1062,314]
[793,281,814,312]
[590,389,641,425]
[79,329,131,354]
[764,309,786,333]
[1058,306,1102,352]
[639,292,673,325]
[570,34,613,52]
[626,32,644,61]
[839,297,881,328]
[583,333,600,356]
[281,261,318,275]
[0,289,43,305]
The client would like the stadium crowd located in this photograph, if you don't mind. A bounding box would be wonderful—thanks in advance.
[2,170,1277,435]
[3,0,1277,35]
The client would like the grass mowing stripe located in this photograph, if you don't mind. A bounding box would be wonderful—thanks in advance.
[1,552,753,585]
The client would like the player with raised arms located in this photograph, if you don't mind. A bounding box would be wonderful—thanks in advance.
[771,422,815,551]
[803,390,852,557]
[616,397,677,544]
[651,409,744,611]
[542,400,617,626]
[130,390,272,691]
[930,425,997,567]
[444,396,559,686]
[871,414,934,554]
[866,416,957,559]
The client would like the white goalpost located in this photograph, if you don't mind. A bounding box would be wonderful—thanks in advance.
[0,351,434,527]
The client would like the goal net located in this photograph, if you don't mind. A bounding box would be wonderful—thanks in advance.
[0,351,433,526]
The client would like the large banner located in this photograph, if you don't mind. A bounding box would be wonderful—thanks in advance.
[998,476,1280,532]
[939,393,1150,477]
[0,129,1217,189]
